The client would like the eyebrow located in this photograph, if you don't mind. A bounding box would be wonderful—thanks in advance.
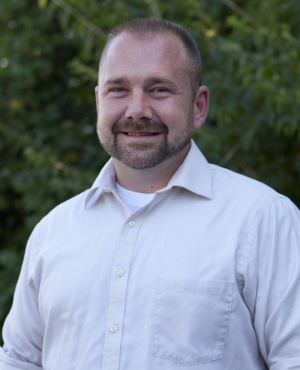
[103,76,178,90]
[103,77,130,87]
[144,77,177,87]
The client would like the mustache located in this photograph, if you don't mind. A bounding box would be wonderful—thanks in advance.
[112,119,169,134]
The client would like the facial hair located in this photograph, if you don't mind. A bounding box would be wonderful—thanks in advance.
[97,108,195,170]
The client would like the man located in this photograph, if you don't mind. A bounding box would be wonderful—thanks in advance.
[0,18,299,370]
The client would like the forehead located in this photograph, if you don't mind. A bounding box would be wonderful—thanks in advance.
[100,32,189,85]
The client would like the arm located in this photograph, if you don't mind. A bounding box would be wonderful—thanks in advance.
[0,224,44,370]
[243,197,300,370]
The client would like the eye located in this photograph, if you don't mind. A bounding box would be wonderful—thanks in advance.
[110,87,126,93]
[152,88,168,93]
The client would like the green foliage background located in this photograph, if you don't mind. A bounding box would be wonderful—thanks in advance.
[0,0,300,340]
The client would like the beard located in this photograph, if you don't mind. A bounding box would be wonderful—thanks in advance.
[97,109,194,170]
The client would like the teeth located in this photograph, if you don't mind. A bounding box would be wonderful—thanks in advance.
[127,133,155,136]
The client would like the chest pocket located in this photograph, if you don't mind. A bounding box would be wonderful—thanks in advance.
[152,278,234,365]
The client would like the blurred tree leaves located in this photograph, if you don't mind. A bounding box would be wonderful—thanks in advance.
[0,0,300,340]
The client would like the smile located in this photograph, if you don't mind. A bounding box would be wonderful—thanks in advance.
[121,132,161,137]
[126,133,159,136]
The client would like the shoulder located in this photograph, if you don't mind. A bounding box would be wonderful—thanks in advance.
[208,164,300,228]
[34,188,91,243]
[44,188,90,219]
[24,189,91,274]
[209,164,300,241]
[210,164,283,206]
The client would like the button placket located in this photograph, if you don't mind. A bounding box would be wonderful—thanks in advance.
[102,215,144,370]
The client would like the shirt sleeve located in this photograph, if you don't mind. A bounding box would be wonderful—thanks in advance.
[0,224,44,370]
[243,197,300,370]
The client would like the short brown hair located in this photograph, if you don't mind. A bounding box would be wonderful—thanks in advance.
[100,18,202,97]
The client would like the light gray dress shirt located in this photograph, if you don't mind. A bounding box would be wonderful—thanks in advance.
[1,140,300,370]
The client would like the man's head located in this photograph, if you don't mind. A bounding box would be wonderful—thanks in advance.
[100,18,202,98]
[96,18,209,170]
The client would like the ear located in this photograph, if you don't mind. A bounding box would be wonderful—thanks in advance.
[193,86,210,130]
[95,86,99,115]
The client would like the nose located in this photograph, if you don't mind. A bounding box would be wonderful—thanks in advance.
[125,89,152,121]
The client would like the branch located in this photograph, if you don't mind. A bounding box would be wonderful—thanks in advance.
[219,141,241,166]
[144,0,162,18]
[117,0,149,16]
[219,121,264,167]
[258,154,300,173]
[221,0,258,26]
[237,159,258,179]
[51,0,107,40]
[69,59,98,80]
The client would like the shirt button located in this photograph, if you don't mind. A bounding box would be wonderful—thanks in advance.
[117,269,124,277]
[110,325,118,333]
[103,188,111,193]
[128,220,135,228]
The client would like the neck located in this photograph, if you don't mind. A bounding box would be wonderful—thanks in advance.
[113,142,191,193]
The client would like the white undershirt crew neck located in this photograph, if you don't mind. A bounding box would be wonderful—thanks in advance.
[116,182,155,212]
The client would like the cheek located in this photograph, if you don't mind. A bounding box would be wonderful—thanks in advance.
[98,100,124,130]
[153,100,190,131]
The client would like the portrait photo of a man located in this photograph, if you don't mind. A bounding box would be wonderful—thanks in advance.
[0,5,299,370]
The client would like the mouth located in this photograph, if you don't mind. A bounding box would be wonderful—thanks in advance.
[121,132,162,137]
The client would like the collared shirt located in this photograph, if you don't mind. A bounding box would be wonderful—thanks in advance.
[1,140,300,370]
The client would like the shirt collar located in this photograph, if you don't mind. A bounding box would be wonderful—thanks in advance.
[85,139,212,209]
[161,139,212,199]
